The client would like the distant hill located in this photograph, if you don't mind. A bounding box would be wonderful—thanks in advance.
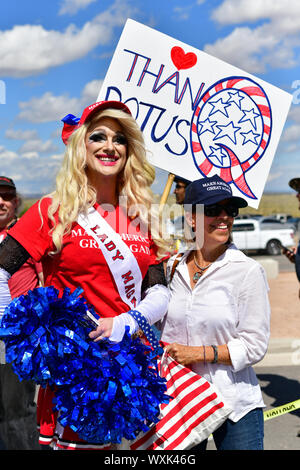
[20,192,299,218]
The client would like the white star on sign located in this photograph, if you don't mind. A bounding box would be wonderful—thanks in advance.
[238,107,260,130]
[198,117,217,135]
[214,121,241,145]
[240,130,260,145]
[208,97,231,117]
[227,90,244,109]
[208,146,227,165]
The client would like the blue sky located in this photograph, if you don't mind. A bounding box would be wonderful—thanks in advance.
[0,0,300,196]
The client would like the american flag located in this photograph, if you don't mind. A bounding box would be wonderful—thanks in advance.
[130,354,232,450]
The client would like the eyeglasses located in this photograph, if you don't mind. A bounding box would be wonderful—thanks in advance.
[204,203,239,218]
[0,192,17,201]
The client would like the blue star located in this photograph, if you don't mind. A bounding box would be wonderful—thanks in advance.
[214,121,241,145]
[240,130,260,145]
[208,97,231,118]
[227,90,245,109]
[198,117,217,136]
[208,146,227,166]
[238,107,260,130]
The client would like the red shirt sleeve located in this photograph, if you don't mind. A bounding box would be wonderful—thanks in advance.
[9,197,55,262]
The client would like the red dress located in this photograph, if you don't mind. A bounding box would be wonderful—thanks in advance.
[9,198,160,449]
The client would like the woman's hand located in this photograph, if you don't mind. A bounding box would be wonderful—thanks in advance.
[88,317,114,342]
[165,343,202,366]
[165,343,232,366]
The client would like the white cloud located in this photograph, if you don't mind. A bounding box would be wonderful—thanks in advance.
[0,147,18,160]
[5,129,39,140]
[204,26,277,73]
[17,78,103,123]
[20,152,39,160]
[0,146,64,195]
[18,92,80,123]
[288,104,300,124]
[59,0,96,15]
[205,0,300,73]
[19,139,58,154]
[211,0,299,25]
[267,171,283,183]
[81,79,104,104]
[0,0,134,77]
[282,124,300,142]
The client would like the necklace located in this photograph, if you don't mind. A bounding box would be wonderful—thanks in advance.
[193,254,212,283]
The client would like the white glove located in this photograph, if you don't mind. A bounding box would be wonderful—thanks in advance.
[109,284,169,342]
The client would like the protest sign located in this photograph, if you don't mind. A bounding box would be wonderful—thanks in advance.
[97,19,292,208]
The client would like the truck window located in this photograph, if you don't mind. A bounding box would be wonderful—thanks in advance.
[232,223,255,232]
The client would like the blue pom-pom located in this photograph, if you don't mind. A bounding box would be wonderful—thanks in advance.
[0,286,95,386]
[0,286,170,444]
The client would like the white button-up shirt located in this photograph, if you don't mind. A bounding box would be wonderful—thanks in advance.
[160,244,270,422]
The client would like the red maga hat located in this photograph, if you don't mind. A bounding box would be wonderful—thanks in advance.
[61,100,132,145]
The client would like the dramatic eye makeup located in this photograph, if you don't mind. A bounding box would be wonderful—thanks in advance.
[88,131,106,143]
[88,130,127,145]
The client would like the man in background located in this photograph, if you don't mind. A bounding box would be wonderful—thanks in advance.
[0,176,43,450]
[171,176,191,253]
[283,177,300,295]
[173,175,191,205]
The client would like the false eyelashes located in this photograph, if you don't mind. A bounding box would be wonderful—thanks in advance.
[88,131,127,146]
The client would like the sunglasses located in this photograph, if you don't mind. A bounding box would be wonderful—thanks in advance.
[204,203,239,218]
[0,192,17,201]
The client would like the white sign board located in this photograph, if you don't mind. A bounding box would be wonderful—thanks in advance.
[97,19,292,208]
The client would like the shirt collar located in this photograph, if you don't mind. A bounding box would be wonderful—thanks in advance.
[176,243,245,271]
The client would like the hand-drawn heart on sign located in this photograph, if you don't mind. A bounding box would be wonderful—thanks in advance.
[171,46,197,71]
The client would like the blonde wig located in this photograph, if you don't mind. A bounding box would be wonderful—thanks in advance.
[43,107,167,259]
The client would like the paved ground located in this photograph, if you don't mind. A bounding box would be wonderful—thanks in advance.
[267,271,300,340]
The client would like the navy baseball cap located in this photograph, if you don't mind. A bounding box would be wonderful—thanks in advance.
[289,178,300,192]
[184,175,248,207]
[174,175,191,186]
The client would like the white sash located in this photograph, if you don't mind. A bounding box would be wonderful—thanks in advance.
[77,206,142,309]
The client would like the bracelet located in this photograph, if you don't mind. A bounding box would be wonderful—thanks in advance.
[211,345,218,364]
[203,345,206,364]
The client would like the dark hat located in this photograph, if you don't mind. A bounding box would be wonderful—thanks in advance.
[289,178,300,192]
[184,175,248,207]
[61,100,132,145]
[0,176,16,190]
[174,175,191,186]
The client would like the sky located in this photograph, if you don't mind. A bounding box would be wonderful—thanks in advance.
[0,0,300,196]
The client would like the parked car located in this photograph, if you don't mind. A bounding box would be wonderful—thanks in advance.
[232,218,295,255]
[254,216,298,233]
[286,216,300,233]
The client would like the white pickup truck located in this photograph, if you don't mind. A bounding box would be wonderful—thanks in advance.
[232,218,295,255]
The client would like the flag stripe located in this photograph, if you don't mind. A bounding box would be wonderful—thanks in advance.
[131,355,231,450]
